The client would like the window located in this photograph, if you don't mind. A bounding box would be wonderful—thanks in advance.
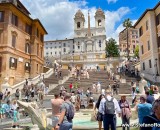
[9,57,17,69]
[25,43,30,53]
[73,45,75,49]
[40,34,43,42]
[50,47,52,49]
[63,48,66,52]
[149,60,152,68]
[46,47,48,49]
[77,22,80,28]
[37,64,38,72]
[12,35,16,48]
[50,43,52,45]
[78,42,80,49]
[63,43,66,47]
[51,52,52,55]
[40,47,43,58]
[55,52,57,55]
[59,46,61,48]
[25,24,32,35]
[146,20,149,30]
[143,62,145,70]
[133,45,135,49]
[141,45,144,54]
[132,40,135,43]
[25,62,30,72]
[157,36,160,48]
[46,52,48,55]
[99,40,101,47]
[147,40,150,51]
[11,13,18,27]
[36,28,39,38]
[0,11,4,22]
[37,44,39,56]
[59,52,61,54]
[98,19,101,26]
[156,13,160,26]
[139,26,143,36]
[0,57,2,73]
[55,46,57,48]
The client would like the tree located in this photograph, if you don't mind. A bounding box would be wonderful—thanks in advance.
[123,18,132,59]
[106,38,119,57]
[134,45,139,58]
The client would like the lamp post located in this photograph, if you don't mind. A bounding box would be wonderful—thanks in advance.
[155,58,159,76]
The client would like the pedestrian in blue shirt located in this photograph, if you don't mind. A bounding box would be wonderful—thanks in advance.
[136,95,152,124]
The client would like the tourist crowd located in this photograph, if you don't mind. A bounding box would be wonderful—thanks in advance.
[0,64,160,130]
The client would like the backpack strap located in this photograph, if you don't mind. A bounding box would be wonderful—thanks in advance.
[111,98,114,102]
[147,115,159,122]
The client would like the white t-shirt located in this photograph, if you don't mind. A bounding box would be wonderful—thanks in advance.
[71,95,76,103]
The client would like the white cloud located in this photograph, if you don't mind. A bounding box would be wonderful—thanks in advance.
[20,0,131,42]
[105,7,130,42]
[107,0,118,4]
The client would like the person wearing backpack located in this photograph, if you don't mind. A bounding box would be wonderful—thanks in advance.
[56,93,75,130]
[99,89,121,130]
[141,99,160,130]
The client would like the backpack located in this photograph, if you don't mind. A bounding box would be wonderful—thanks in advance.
[147,115,160,130]
[105,98,115,115]
[65,102,75,120]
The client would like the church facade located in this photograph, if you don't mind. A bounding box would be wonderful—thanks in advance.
[44,9,106,69]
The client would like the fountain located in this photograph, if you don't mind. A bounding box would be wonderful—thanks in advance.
[17,100,138,130]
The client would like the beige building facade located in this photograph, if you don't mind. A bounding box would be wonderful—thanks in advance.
[134,2,160,81]
[0,0,47,85]
[119,27,139,56]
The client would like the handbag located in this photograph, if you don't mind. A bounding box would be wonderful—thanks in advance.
[96,112,103,121]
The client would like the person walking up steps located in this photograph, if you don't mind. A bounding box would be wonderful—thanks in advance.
[99,89,121,130]
[56,93,75,130]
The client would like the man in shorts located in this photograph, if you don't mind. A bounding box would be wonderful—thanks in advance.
[51,93,64,130]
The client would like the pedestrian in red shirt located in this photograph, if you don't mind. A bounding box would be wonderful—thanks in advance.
[69,83,73,92]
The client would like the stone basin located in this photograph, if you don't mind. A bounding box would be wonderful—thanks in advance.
[73,109,138,130]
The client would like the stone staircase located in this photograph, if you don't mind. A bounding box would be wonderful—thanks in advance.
[48,69,140,95]
[44,70,69,87]
[49,70,112,94]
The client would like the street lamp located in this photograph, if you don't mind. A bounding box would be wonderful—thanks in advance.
[155,58,159,76]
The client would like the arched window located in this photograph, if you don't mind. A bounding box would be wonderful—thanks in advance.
[78,42,80,49]
[25,43,30,54]
[77,22,80,28]
[98,19,102,26]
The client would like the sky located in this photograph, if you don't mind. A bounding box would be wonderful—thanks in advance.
[20,0,159,43]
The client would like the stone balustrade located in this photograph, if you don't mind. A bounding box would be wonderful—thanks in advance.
[9,68,53,94]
